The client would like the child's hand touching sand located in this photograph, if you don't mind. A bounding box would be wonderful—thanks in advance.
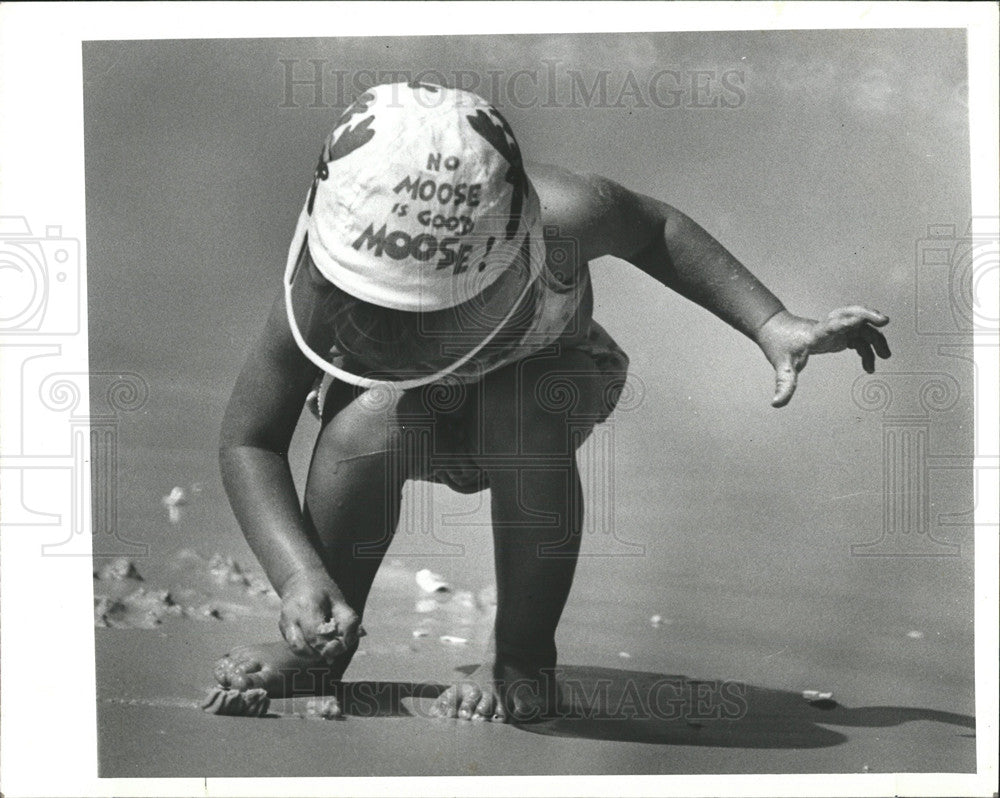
[756,307,891,408]
[278,568,364,662]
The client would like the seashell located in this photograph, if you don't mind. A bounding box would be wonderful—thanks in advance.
[416,569,451,593]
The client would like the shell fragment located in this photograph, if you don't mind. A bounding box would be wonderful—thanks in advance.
[416,569,451,593]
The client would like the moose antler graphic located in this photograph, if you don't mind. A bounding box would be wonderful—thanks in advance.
[466,108,528,241]
[326,115,375,162]
[307,91,377,214]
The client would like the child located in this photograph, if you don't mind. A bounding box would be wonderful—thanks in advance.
[213,82,890,722]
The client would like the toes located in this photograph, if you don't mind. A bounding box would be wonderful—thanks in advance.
[441,693,460,719]
[430,687,458,719]
[214,655,243,687]
[213,657,234,687]
[202,686,270,717]
[508,683,545,723]
[213,653,263,689]
[230,670,269,692]
[457,685,482,720]
[431,683,512,722]
[432,684,486,720]
[471,693,495,721]
[228,647,263,670]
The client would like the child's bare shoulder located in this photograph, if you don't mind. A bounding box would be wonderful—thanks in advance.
[527,161,662,262]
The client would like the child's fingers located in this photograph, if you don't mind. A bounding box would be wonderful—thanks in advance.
[860,324,891,359]
[772,362,798,408]
[854,342,875,373]
[318,638,347,661]
[283,621,314,658]
[863,309,890,327]
[832,306,890,327]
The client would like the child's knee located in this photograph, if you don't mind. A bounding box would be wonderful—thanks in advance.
[318,400,404,461]
[305,405,410,510]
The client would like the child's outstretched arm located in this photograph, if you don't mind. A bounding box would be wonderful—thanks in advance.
[531,164,890,406]
[627,203,891,406]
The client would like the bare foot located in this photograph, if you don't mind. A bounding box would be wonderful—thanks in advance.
[214,640,351,699]
[201,686,270,717]
[430,653,560,723]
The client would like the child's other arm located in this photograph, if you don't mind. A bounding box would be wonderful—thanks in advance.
[219,288,325,593]
[532,164,890,407]
[220,266,360,660]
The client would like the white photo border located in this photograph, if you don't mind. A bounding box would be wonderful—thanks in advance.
[0,2,996,797]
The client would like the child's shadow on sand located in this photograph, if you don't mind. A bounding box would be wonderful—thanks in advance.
[339,664,974,750]
[509,665,975,749]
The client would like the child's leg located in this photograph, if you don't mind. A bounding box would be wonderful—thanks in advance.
[432,348,608,722]
[214,381,427,698]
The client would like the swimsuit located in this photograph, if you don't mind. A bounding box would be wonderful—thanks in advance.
[309,246,630,494]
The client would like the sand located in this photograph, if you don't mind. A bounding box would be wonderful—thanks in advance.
[96,612,975,777]
[94,482,976,776]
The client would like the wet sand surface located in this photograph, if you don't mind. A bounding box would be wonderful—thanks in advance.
[95,628,974,776]
[96,599,975,776]
[95,445,975,777]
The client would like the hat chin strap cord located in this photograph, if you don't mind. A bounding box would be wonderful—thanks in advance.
[283,208,541,392]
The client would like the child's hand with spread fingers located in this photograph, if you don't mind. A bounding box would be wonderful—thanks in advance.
[756,307,891,407]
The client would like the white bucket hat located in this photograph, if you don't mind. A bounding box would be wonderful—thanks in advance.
[284,82,546,389]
